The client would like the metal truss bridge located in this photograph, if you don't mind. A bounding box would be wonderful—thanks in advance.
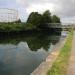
[47,23,75,29]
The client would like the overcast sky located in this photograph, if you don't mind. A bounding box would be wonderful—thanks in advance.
[0,0,75,23]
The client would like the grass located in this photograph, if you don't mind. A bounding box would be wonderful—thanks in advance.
[47,31,73,75]
[0,23,36,32]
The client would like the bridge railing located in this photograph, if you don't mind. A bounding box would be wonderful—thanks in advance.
[46,23,75,28]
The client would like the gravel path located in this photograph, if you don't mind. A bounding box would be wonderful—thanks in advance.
[66,31,75,75]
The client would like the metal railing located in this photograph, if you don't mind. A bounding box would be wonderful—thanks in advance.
[47,23,75,28]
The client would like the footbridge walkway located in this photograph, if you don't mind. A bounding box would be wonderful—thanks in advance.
[47,23,75,29]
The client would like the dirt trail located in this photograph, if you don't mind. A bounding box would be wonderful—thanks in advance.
[66,31,75,75]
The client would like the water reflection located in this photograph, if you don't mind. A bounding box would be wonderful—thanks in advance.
[0,32,61,75]
[0,32,61,51]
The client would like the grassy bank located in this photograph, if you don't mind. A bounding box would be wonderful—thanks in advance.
[47,31,73,75]
[0,23,62,33]
[0,23,36,32]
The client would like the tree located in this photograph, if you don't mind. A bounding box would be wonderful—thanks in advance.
[26,10,61,30]
[51,15,61,33]
[51,15,61,23]
[13,19,21,23]
[27,12,42,27]
[16,19,21,23]
[41,10,52,24]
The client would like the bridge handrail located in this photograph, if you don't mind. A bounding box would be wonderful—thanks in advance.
[46,23,75,28]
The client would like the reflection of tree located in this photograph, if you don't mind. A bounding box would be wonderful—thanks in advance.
[26,37,51,51]
[0,32,61,51]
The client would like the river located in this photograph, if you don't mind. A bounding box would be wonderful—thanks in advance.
[0,31,67,75]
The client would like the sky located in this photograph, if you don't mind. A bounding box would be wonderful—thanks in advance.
[0,0,75,23]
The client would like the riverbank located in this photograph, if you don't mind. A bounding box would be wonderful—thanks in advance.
[47,31,73,75]
[66,31,75,75]
[0,23,62,33]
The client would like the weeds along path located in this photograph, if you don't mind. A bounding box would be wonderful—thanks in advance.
[47,31,73,75]
[66,31,75,75]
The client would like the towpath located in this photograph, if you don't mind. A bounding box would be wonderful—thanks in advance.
[66,31,75,75]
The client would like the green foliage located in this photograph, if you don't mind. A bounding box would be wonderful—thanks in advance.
[26,10,61,30]
[27,12,42,27]
[15,19,21,23]
[51,15,61,23]
[41,10,52,24]
[0,23,35,32]
[27,10,52,26]
[47,32,73,75]
[24,23,36,30]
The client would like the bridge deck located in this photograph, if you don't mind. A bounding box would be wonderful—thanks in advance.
[47,23,75,28]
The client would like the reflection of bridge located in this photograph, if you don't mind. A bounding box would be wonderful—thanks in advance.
[47,23,75,29]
